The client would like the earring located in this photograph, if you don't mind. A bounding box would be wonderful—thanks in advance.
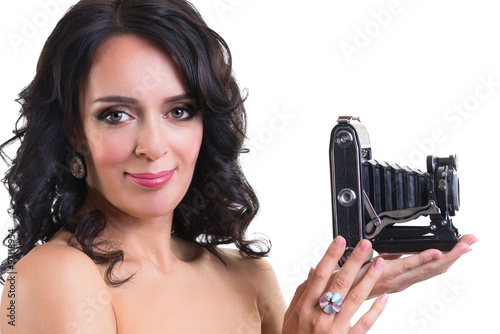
[70,153,86,179]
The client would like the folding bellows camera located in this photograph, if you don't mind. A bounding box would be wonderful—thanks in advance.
[330,116,460,265]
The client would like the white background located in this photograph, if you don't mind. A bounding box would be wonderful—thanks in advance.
[1,0,498,333]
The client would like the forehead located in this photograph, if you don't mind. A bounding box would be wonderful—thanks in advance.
[81,34,188,100]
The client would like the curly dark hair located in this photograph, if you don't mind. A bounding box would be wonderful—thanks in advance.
[0,0,269,286]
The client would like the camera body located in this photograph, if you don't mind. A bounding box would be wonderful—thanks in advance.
[329,116,460,264]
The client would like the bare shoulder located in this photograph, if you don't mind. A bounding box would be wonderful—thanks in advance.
[219,247,274,274]
[0,230,115,333]
[217,248,281,293]
[219,248,286,333]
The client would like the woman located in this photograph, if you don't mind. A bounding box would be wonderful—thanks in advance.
[0,0,475,333]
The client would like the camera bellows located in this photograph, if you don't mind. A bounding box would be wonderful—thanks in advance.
[362,160,429,213]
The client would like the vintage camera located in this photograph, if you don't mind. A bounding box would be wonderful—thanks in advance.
[329,116,460,265]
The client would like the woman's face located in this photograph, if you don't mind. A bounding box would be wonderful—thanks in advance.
[75,34,203,219]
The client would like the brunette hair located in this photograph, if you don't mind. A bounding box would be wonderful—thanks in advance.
[0,0,268,285]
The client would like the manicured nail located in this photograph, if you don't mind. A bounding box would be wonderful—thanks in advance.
[431,252,443,261]
[378,293,389,304]
[334,236,344,248]
[373,257,384,271]
[359,239,371,252]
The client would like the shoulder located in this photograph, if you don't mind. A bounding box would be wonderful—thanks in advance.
[0,233,116,333]
[219,248,286,332]
[217,248,281,293]
[14,233,98,276]
[216,248,274,286]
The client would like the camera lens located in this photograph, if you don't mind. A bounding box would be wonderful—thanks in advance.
[449,169,460,215]
[431,155,460,218]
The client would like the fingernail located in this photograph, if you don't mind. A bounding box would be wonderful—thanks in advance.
[333,236,344,248]
[359,239,371,252]
[431,252,443,261]
[373,257,384,271]
[379,293,389,304]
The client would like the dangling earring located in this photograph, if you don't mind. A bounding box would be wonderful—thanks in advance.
[70,152,86,179]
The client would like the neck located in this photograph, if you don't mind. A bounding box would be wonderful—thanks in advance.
[80,189,183,271]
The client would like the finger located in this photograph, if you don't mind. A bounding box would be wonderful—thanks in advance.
[335,257,385,323]
[384,248,443,282]
[302,236,346,308]
[459,234,478,246]
[385,242,471,292]
[403,241,471,283]
[286,267,314,320]
[377,254,403,260]
[350,294,388,334]
[328,239,372,300]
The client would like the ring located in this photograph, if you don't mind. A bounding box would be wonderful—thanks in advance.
[319,292,343,314]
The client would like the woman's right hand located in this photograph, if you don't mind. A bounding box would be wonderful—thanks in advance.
[282,236,387,333]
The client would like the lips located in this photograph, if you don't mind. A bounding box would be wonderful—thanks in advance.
[125,170,175,188]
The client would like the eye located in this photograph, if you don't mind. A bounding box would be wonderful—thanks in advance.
[107,112,125,122]
[98,110,131,124]
[171,109,187,119]
[169,107,195,120]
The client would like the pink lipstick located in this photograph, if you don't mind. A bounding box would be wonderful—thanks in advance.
[126,170,175,188]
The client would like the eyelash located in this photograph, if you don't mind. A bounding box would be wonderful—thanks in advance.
[97,105,197,125]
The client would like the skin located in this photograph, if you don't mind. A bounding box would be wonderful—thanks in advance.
[281,236,477,334]
[356,234,477,299]
[0,34,477,333]
[0,34,286,334]
[283,237,388,333]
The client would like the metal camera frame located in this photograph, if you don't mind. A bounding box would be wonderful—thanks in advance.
[329,116,460,265]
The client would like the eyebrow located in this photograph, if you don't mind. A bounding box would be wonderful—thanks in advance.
[93,93,193,104]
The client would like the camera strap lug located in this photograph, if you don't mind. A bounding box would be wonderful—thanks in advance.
[365,200,441,239]
[337,116,361,123]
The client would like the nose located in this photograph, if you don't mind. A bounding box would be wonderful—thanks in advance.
[135,118,169,161]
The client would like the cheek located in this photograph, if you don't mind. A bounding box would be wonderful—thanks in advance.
[85,131,132,171]
[173,129,203,165]
[166,120,203,165]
